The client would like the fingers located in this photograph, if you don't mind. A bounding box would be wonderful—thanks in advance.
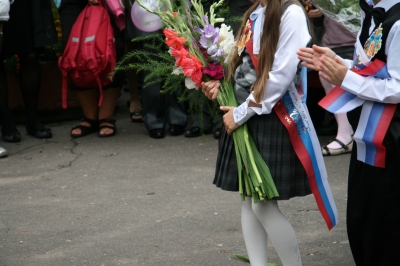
[220,106,234,112]
[319,56,334,80]
[201,80,220,101]
[318,55,347,86]
[334,55,347,66]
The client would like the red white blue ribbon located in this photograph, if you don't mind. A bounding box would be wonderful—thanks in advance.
[274,89,338,230]
[245,18,337,229]
[319,59,396,168]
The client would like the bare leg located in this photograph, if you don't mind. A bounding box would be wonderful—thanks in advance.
[70,89,98,136]
[98,87,120,136]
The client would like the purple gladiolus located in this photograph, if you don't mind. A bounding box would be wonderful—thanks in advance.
[199,24,219,50]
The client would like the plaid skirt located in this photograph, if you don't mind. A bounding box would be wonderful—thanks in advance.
[214,110,311,200]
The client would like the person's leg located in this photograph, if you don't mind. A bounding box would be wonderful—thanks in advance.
[125,41,142,122]
[165,92,187,136]
[70,89,99,137]
[320,77,353,150]
[18,52,52,138]
[0,56,20,141]
[98,87,120,137]
[251,199,302,266]
[241,197,269,266]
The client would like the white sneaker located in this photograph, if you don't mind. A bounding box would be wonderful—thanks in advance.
[0,146,8,158]
[0,0,11,21]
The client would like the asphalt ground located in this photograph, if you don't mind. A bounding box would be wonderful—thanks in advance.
[0,92,355,266]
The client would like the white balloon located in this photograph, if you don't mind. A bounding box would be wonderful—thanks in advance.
[131,1,163,32]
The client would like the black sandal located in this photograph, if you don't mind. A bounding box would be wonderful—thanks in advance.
[70,117,98,138]
[98,118,117,138]
[130,109,143,122]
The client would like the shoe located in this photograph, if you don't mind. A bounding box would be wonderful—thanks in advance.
[169,125,185,136]
[26,124,52,139]
[0,147,8,158]
[2,131,21,142]
[213,128,221,139]
[322,139,353,156]
[184,127,211,138]
[71,117,98,138]
[98,118,117,138]
[149,128,165,139]
[130,109,143,122]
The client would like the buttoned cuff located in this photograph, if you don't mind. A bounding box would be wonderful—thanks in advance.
[233,102,257,126]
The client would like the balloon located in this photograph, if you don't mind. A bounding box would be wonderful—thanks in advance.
[131,1,163,32]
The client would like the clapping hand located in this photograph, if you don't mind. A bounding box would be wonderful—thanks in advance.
[297,45,347,86]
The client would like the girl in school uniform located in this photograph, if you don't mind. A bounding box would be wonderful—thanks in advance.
[202,0,338,265]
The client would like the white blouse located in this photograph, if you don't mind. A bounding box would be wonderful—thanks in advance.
[341,0,400,104]
[233,4,311,125]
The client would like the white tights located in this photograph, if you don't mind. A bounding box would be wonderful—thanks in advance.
[320,77,353,149]
[241,197,302,266]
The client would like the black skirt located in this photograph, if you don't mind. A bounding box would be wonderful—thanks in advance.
[214,110,311,200]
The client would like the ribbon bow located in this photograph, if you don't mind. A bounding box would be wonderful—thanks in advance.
[359,0,386,25]
[250,5,266,55]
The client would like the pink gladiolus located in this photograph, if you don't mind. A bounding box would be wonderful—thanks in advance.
[181,55,203,87]
[171,47,189,66]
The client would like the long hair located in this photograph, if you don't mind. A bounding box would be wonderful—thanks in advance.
[227,0,309,103]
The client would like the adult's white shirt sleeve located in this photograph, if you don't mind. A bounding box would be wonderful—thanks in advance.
[234,5,311,125]
[340,22,400,104]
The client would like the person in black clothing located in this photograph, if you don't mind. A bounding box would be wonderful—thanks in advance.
[0,0,57,142]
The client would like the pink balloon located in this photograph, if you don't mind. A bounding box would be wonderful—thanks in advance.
[131,1,163,32]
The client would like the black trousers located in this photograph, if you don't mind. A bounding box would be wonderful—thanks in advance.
[347,140,400,265]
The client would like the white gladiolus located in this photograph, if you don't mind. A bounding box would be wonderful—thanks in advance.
[171,66,184,75]
[219,24,235,64]
[218,24,233,43]
[185,77,198,89]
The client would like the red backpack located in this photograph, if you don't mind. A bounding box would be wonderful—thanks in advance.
[58,0,116,108]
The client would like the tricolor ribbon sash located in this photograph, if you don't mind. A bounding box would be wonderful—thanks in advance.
[244,19,338,229]
[275,90,338,230]
[319,59,396,168]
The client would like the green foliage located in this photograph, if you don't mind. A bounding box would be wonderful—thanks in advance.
[115,0,242,119]
[234,254,281,266]
[115,33,219,120]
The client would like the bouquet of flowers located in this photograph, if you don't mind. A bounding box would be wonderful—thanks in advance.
[307,0,361,34]
[129,0,279,202]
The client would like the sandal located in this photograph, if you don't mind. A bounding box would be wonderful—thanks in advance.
[98,118,117,138]
[26,124,52,139]
[322,139,353,156]
[70,117,98,138]
[130,109,143,122]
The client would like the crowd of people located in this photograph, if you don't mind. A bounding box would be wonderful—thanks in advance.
[2,0,400,265]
